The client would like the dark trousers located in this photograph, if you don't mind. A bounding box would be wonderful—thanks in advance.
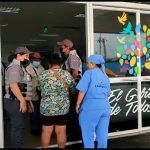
[4,98,25,148]
[67,92,81,139]
[30,100,41,132]
[2,86,9,119]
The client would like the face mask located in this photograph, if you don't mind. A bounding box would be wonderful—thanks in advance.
[32,61,41,68]
[21,59,30,67]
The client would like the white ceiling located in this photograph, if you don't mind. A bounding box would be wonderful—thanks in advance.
[0,2,86,52]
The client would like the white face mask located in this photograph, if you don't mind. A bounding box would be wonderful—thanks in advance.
[32,61,41,68]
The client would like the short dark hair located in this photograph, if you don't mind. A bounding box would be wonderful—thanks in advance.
[8,54,15,63]
[49,53,63,66]
[8,52,26,62]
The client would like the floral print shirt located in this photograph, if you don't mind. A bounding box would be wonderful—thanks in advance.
[38,69,75,116]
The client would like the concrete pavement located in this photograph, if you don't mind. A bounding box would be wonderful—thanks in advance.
[65,132,150,148]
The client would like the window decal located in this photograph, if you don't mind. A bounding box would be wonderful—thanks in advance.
[116,12,150,76]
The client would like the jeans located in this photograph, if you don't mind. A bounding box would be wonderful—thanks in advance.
[4,98,25,148]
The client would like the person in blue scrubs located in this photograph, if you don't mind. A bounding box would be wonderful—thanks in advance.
[76,54,111,148]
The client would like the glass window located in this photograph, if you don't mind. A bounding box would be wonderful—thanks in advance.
[141,13,150,128]
[140,14,150,76]
[93,9,138,131]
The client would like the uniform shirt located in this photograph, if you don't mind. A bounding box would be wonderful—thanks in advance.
[76,68,111,111]
[4,59,32,100]
[26,63,44,101]
[65,49,82,84]
[38,69,75,116]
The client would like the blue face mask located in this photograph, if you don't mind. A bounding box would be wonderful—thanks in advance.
[32,61,41,68]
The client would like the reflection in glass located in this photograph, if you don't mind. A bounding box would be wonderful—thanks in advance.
[93,10,137,77]
[94,33,137,77]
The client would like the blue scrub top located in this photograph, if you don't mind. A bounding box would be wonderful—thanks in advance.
[76,68,111,111]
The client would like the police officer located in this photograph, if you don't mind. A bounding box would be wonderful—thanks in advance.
[76,54,111,148]
[4,47,34,148]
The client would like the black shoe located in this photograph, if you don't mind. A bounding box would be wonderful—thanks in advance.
[31,129,41,136]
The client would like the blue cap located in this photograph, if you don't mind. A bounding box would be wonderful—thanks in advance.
[88,54,105,64]
[88,54,106,73]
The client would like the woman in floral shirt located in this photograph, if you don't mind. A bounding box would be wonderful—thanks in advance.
[37,54,75,148]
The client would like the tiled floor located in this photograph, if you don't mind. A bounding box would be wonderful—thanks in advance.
[4,113,57,148]
[4,112,81,148]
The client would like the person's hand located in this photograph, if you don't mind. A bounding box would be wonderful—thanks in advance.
[27,101,34,113]
[76,104,80,114]
[20,100,27,113]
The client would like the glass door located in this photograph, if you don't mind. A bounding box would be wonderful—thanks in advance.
[0,2,86,148]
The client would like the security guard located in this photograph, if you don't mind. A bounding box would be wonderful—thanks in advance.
[26,52,45,136]
[76,54,111,148]
[4,47,34,148]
